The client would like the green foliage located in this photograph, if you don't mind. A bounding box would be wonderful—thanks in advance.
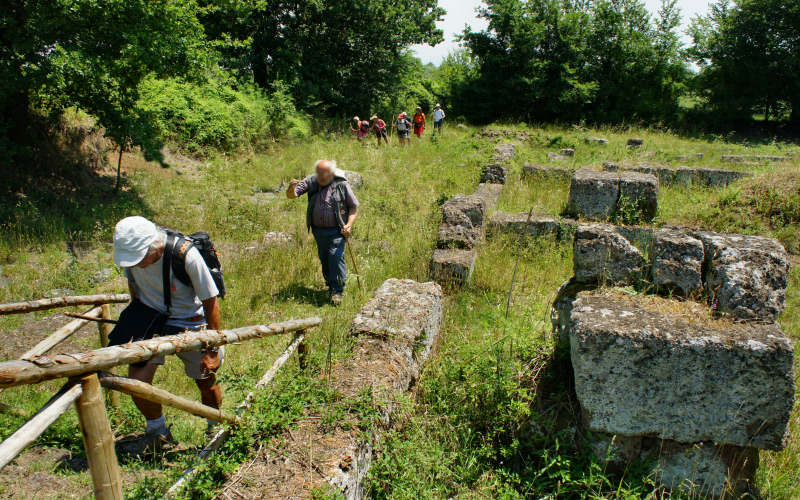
[137,76,310,154]
[442,0,688,125]
[688,0,800,123]
[0,0,209,164]
[198,0,445,115]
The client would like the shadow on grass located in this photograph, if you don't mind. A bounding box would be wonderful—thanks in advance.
[271,284,330,307]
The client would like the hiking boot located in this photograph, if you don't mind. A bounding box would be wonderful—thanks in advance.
[144,426,176,453]
[330,293,343,306]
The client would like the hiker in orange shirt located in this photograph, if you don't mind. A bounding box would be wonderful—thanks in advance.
[412,106,426,138]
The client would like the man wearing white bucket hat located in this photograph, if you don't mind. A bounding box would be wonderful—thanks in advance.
[111,216,224,446]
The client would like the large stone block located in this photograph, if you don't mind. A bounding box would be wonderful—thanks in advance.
[573,224,646,285]
[227,279,442,499]
[480,163,507,184]
[721,154,788,163]
[437,194,486,249]
[589,434,758,497]
[627,138,644,148]
[431,248,477,287]
[652,228,704,296]
[569,290,795,450]
[675,166,751,187]
[566,170,620,220]
[521,163,572,182]
[695,232,789,322]
[493,143,516,163]
[487,212,561,239]
[473,183,503,211]
[341,170,364,190]
[617,172,658,221]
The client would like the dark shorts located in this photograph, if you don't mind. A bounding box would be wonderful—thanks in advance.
[397,129,410,139]
[434,120,443,128]
[375,128,387,139]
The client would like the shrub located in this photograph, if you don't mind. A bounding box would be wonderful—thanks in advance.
[137,76,310,155]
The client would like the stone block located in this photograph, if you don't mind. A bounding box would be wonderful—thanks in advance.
[652,229,704,296]
[561,148,575,157]
[341,170,364,190]
[547,152,568,162]
[522,164,572,182]
[627,165,677,186]
[431,249,477,287]
[480,163,507,184]
[473,183,504,211]
[569,290,795,450]
[437,194,486,249]
[589,434,759,497]
[617,172,658,221]
[627,138,644,148]
[229,279,442,499]
[585,137,608,145]
[721,154,788,163]
[675,167,751,187]
[602,162,620,171]
[695,232,790,322]
[646,440,758,498]
[566,169,620,220]
[573,224,646,285]
[493,143,516,163]
[487,212,561,239]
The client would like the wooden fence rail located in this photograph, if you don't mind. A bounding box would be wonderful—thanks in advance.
[0,294,130,315]
[0,290,321,499]
[0,318,322,389]
[0,381,83,470]
[21,306,103,360]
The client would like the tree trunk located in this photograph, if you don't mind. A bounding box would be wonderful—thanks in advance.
[114,145,124,191]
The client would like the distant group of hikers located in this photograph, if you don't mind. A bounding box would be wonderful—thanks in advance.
[351,104,446,146]
[109,159,359,449]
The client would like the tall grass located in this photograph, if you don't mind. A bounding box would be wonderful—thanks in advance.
[0,124,798,498]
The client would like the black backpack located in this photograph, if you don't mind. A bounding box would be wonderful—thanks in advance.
[163,230,226,310]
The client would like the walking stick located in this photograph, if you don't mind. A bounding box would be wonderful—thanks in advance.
[345,237,363,292]
[505,208,533,319]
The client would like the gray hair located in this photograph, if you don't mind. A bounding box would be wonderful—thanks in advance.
[148,229,167,252]
[314,159,337,170]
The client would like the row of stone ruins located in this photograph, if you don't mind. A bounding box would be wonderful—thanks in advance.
[470,137,794,496]
[430,143,514,287]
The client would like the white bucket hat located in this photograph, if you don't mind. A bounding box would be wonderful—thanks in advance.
[113,216,158,267]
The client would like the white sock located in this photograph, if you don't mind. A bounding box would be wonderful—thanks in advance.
[145,416,167,436]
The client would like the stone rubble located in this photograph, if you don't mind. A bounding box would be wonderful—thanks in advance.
[436,194,486,250]
[480,163,507,184]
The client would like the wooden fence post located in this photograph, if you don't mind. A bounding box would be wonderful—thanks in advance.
[98,304,120,409]
[298,332,309,370]
[75,373,123,500]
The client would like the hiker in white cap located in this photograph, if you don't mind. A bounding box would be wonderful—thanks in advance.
[433,103,446,134]
[111,216,224,447]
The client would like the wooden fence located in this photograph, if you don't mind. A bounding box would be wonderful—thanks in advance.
[0,294,321,499]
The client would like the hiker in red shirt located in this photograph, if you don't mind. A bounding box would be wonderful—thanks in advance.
[413,107,426,138]
[370,115,389,146]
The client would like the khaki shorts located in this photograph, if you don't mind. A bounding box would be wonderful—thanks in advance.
[145,346,225,380]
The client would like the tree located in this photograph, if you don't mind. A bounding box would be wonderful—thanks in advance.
[198,0,445,115]
[0,0,208,168]
[451,0,687,124]
[689,0,800,123]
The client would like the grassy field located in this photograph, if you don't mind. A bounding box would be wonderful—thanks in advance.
[0,124,798,498]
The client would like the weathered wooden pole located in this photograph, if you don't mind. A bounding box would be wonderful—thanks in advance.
[20,306,103,360]
[98,304,120,408]
[74,373,123,500]
[298,334,309,370]
[0,294,130,316]
[0,382,83,470]
[99,373,238,425]
[0,318,322,389]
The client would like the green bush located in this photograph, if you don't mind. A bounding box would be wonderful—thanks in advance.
[137,76,310,155]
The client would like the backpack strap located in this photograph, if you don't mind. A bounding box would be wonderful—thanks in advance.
[163,233,174,315]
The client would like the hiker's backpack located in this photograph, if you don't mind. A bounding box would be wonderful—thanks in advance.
[360,121,370,132]
[164,230,226,300]
[396,119,408,132]
[414,113,424,124]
